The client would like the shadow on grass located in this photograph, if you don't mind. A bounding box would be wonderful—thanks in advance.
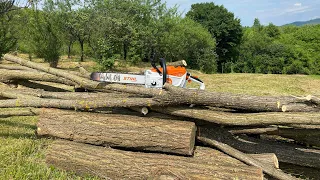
[0,132,36,139]
[0,120,36,130]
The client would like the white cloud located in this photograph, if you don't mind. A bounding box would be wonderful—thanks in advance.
[294,3,302,7]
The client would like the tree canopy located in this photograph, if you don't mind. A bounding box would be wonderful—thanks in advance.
[186,2,243,73]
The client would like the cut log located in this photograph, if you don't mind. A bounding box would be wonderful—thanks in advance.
[46,140,263,180]
[0,108,39,117]
[129,107,149,115]
[199,125,320,169]
[306,95,320,105]
[229,126,320,147]
[229,127,278,135]
[0,64,37,71]
[163,84,309,112]
[0,69,77,86]
[0,97,171,109]
[3,54,102,89]
[289,124,320,129]
[166,60,187,67]
[249,153,279,169]
[282,104,319,112]
[9,89,142,99]
[197,137,295,180]
[14,80,73,92]
[151,106,320,126]
[37,109,196,155]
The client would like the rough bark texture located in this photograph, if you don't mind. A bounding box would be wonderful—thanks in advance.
[38,109,196,155]
[0,97,172,109]
[46,140,263,180]
[282,104,319,112]
[152,106,320,126]
[0,69,77,86]
[0,64,37,71]
[163,84,309,112]
[228,127,320,147]
[197,137,295,180]
[249,153,279,169]
[3,54,102,89]
[11,89,142,99]
[199,125,320,169]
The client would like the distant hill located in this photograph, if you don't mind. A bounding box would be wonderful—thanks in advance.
[284,18,320,26]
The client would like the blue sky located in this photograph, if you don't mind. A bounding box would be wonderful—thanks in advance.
[165,0,320,26]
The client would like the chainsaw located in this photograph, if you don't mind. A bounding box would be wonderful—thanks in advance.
[90,58,205,90]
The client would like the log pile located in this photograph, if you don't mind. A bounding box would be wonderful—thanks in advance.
[1,54,320,179]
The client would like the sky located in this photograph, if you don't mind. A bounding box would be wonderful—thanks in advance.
[164,0,320,26]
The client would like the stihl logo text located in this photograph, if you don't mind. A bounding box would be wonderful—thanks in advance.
[123,77,137,82]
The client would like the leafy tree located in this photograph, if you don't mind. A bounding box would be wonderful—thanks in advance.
[28,1,62,67]
[186,2,242,72]
[0,0,18,57]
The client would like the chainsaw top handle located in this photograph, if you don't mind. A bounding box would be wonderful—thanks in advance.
[151,57,167,86]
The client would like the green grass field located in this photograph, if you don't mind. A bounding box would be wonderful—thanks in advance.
[1,57,320,179]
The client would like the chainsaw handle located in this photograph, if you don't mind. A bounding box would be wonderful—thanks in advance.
[160,58,167,86]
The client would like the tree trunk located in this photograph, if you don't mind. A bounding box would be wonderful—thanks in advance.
[68,40,73,59]
[151,106,320,126]
[0,64,37,71]
[79,39,84,62]
[0,97,173,110]
[3,54,102,89]
[46,140,263,180]
[199,125,320,169]
[37,109,196,155]
[197,137,296,180]
[0,69,77,86]
[163,84,313,112]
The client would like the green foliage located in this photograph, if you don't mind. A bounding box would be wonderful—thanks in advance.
[186,2,243,72]
[235,19,320,75]
[27,3,62,67]
[0,4,17,58]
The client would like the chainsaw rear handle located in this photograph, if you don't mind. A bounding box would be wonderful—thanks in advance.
[187,73,205,90]
[151,57,167,86]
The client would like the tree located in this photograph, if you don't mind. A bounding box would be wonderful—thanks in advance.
[186,2,243,73]
[28,1,62,67]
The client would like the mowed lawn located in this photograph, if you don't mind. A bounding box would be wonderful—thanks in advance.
[1,60,320,179]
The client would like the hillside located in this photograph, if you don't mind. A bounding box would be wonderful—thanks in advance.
[284,18,320,26]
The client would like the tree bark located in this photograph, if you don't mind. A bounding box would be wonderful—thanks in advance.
[0,97,172,109]
[167,60,187,67]
[199,126,320,169]
[46,140,263,180]
[282,103,319,112]
[249,153,279,169]
[0,64,37,71]
[3,54,102,89]
[37,109,196,155]
[11,89,141,99]
[163,84,310,112]
[0,69,77,86]
[151,106,320,126]
[197,137,297,180]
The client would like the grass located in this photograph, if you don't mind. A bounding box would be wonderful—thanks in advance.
[2,56,320,179]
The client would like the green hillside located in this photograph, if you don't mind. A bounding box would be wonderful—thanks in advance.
[284,18,320,26]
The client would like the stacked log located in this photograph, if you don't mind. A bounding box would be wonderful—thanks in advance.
[2,54,320,179]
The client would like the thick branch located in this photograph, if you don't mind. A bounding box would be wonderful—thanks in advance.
[0,69,77,86]
[151,106,320,126]
[197,137,298,180]
[3,54,102,89]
